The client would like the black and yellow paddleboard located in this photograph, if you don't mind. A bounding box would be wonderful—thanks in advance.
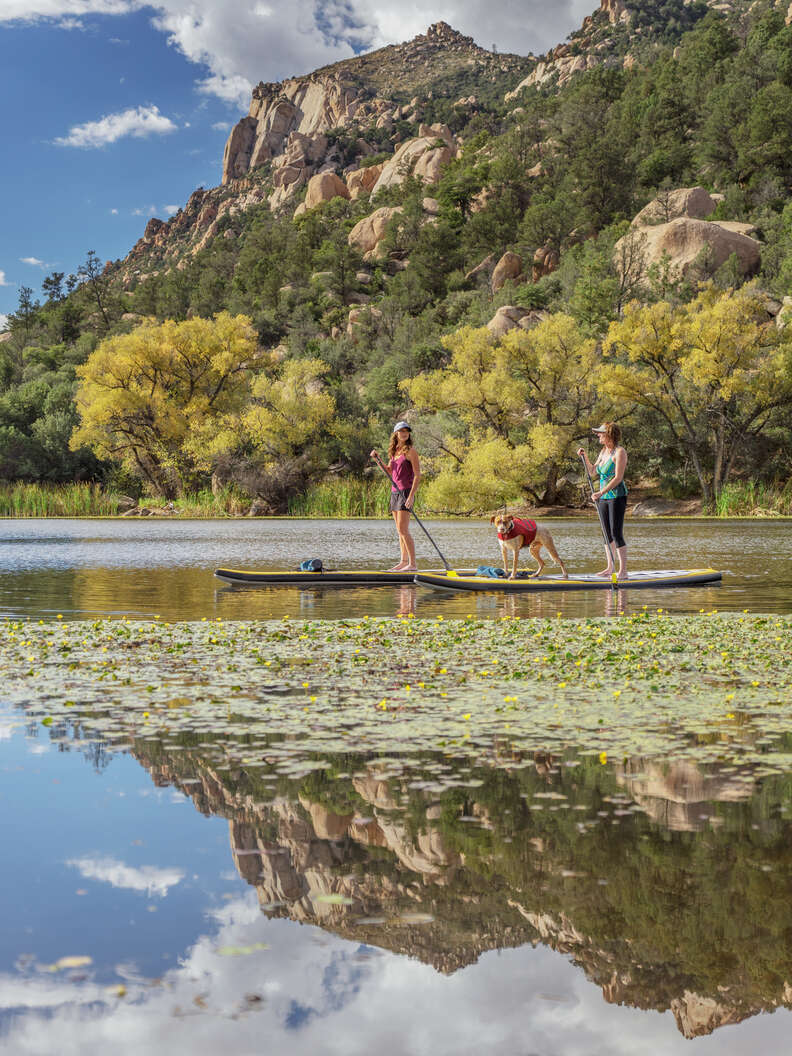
[215,568,457,586]
[414,568,722,593]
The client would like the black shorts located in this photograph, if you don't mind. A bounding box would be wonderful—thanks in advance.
[390,491,412,512]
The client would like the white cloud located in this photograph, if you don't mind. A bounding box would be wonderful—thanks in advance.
[20,256,46,267]
[163,204,180,215]
[1,3,596,107]
[131,205,157,216]
[212,120,231,131]
[110,207,119,214]
[0,271,13,286]
[0,315,8,331]
[55,105,178,148]
[0,2,140,19]
[66,856,184,897]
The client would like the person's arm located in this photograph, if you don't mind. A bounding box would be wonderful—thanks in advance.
[404,449,421,508]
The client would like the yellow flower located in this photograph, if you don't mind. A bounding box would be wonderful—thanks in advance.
[599,751,607,765]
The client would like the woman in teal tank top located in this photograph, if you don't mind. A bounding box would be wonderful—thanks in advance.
[577,422,629,580]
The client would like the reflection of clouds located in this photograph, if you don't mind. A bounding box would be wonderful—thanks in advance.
[2,893,791,1055]
[65,857,184,897]
[0,720,18,740]
[0,975,109,1010]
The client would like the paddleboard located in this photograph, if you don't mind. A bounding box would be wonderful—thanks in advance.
[215,567,457,586]
[414,568,722,593]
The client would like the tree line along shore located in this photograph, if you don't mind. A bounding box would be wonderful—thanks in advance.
[2,4,792,515]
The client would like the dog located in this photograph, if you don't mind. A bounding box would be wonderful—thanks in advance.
[490,511,568,580]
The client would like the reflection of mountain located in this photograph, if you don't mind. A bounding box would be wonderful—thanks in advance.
[137,740,792,1038]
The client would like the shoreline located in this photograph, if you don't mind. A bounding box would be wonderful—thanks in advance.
[1,512,791,521]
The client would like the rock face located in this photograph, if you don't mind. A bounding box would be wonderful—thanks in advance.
[347,206,403,261]
[600,0,628,24]
[617,217,761,280]
[222,74,359,184]
[631,186,717,227]
[371,123,457,194]
[491,251,523,292]
[670,992,748,1040]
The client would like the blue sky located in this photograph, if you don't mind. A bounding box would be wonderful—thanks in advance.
[0,1,594,325]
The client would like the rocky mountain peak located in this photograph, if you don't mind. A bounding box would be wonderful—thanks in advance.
[421,21,475,45]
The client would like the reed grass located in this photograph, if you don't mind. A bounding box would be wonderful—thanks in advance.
[287,478,391,517]
[171,487,250,517]
[0,483,124,517]
[713,480,792,517]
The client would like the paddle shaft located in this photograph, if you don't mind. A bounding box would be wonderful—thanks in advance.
[371,453,451,570]
[579,452,616,581]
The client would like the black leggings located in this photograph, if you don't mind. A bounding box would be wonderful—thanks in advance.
[598,495,627,549]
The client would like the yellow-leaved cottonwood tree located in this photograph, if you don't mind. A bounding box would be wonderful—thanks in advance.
[72,314,339,503]
[187,356,336,467]
[601,284,792,503]
[71,313,258,497]
[402,314,609,511]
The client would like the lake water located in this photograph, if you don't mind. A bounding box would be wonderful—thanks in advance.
[0,517,790,619]
[1,518,792,1054]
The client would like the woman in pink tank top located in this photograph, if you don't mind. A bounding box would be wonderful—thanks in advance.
[370,421,421,572]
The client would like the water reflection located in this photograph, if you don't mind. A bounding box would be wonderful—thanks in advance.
[128,736,792,1040]
[4,710,792,1053]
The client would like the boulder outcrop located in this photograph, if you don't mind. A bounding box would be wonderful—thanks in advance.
[296,171,350,215]
[491,251,523,292]
[486,306,548,338]
[631,186,717,227]
[371,124,457,194]
[347,206,403,261]
[346,164,383,199]
[533,244,560,281]
[616,217,761,280]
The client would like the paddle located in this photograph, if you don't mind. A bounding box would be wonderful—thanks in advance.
[370,452,452,571]
[578,452,617,587]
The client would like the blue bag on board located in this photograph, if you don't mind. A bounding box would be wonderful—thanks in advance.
[299,559,323,572]
[475,565,506,578]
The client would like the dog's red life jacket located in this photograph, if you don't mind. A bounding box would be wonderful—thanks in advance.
[498,517,537,545]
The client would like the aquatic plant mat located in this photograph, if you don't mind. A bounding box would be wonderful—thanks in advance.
[2,612,792,770]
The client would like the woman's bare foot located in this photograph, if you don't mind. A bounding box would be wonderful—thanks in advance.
[387,564,407,572]
[595,568,615,577]
[401,565,417,573]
